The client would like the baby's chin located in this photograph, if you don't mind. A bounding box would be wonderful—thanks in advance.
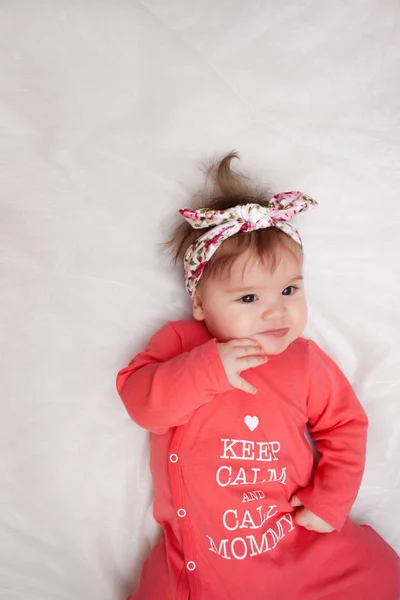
[259,343,291,356]
[252,333,298,356]
[213,330,298,356]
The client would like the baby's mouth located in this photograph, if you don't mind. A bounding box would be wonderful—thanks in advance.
[259,328,290,338]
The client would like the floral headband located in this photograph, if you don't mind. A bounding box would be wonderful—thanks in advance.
[179,191,317,298]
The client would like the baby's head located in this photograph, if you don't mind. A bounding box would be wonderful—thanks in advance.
[167,152,316,355]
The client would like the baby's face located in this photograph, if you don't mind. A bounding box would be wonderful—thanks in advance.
[192,245,307,355]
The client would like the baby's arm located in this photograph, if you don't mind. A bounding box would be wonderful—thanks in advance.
[116,322,232,434]
[293,340,368,532]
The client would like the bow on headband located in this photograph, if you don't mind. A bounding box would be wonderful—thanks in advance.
[179,191,317,298]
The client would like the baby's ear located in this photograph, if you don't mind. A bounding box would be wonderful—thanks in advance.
[192,292,205,321]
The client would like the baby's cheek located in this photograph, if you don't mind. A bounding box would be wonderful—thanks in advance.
[296,300,308,329]
[210,320,245,342]
[223,319,250,340]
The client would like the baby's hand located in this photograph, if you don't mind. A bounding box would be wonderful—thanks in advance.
[216,338,268,394]
[290,495,335,533]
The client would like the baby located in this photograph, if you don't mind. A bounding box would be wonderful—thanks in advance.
[117,153,399,600]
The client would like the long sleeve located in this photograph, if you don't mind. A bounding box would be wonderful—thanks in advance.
[116,321,233,434]
[296,340,368,531]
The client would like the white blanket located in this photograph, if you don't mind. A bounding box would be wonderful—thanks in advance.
[1,2,399,598]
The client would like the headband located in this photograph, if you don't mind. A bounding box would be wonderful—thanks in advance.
[179,191,317,298]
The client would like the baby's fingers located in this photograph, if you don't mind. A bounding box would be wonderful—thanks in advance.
[228,337,263,347]
[234,345,267,358]
[237,355,269,371]
[231,355,268,394]
[233,375,258,395]
[294,508,313,529]
[294,508,334,533]
[289,494,303,508]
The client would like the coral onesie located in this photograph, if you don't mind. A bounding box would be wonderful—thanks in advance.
[117,319,399,600]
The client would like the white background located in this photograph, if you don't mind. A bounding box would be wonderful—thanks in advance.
[1,1,399,599]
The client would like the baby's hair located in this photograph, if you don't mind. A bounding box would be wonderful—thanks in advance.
[165,151,302,284]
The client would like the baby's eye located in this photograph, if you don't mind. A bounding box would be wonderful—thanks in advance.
[282,286,298,296]
[239,294,258,303]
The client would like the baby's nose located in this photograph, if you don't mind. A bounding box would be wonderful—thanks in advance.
[261,303,286,319]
